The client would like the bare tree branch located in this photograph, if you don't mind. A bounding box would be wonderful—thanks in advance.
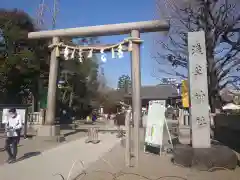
[153,0,240,93]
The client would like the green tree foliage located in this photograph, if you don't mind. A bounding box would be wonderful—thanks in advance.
[57,37,101,118]
[58,56,99,103]
[0,9,103,119]
[154,0,240,110]
[0,9,49,104]
[117,75,131,93]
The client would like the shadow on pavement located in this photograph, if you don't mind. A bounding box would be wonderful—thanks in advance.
[63,129,87,138]
[17,151,41,162]
[0,145,23,152]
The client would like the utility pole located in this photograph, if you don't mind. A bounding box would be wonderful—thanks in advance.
[36,0,60,115]
[36,0,47,28]
[36,0,60,29]
[52,0,59,29]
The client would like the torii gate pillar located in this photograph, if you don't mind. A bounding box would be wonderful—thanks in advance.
[45,37,60,126]
[37,37,62,139]
[131,30,141,166]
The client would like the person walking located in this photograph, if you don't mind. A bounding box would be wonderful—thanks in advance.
[5,108,22,163]
[92,111,97,123]
[10,109,22,144]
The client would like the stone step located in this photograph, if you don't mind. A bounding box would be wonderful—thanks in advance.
[179,131,190,135]
[179,126,191,145]
[179,136,191,144]
[179,129,190,135]
[179,138,190,145]
[179,125,191,129]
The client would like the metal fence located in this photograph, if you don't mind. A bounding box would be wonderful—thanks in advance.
[27,112,44,125]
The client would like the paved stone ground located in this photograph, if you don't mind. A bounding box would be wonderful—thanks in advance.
[0,120,239,180]
[78,129,240,180]
[0,132,120,180]
[0,118,117,165]
[78,143,240,180]
[0,118,113,165]
[0,129,86,165]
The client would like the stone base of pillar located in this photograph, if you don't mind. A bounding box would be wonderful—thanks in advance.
[34,125,65,142]
[172,144,238,170]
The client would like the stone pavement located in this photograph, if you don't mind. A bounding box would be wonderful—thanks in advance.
[0,129,86,165]
[79,142,240,180]
[0,132,120,180]
[78,129,240,180]
[75,120,126,131]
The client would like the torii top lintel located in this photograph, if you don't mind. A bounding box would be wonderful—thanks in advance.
[28,20,169,39]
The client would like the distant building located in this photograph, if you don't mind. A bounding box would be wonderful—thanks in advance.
[123,84,180,107]
[102,84,181,113]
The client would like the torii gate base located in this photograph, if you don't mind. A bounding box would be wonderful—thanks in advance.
[28,20,169,167]
[36,124,65,142]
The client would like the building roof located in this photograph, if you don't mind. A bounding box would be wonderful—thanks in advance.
[125,84,179,99]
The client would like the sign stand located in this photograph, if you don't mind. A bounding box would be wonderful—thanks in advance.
[160,116,173,155]
[144,100,173,155]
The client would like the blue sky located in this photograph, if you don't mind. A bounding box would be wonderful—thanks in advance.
[1,0,171,87]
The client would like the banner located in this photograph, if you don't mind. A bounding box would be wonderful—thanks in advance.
[181,80,189,108]
[145,100,166,147]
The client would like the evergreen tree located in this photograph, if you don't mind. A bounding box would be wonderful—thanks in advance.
[0,9,49,105]
[117,75,132,93]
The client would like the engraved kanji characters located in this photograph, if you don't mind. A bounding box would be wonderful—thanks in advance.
[193,90,206,103]
[196,116,207,127]
[194,64,203,75]
[191,42,204,55]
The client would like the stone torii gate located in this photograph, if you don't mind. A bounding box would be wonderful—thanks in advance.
[28,20,169,166]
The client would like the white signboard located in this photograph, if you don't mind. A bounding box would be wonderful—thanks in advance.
[2,108,26,124]
[145,100,166,147]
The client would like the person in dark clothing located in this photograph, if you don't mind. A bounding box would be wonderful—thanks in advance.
[5,108,22,163]
[92,111,97,122]
[16,121,22,144]
[5,137,18,163]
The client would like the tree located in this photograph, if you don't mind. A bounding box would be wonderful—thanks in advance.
[56,36,103,119]
[0,9,49,105]
[117,75,132,93]
[0,9,108,120]
[154,0,240,111]
[97,67,107,93]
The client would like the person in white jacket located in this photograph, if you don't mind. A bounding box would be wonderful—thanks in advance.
[5,108,22,163]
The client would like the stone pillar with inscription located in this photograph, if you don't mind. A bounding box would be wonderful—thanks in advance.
[188,31,211,148]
